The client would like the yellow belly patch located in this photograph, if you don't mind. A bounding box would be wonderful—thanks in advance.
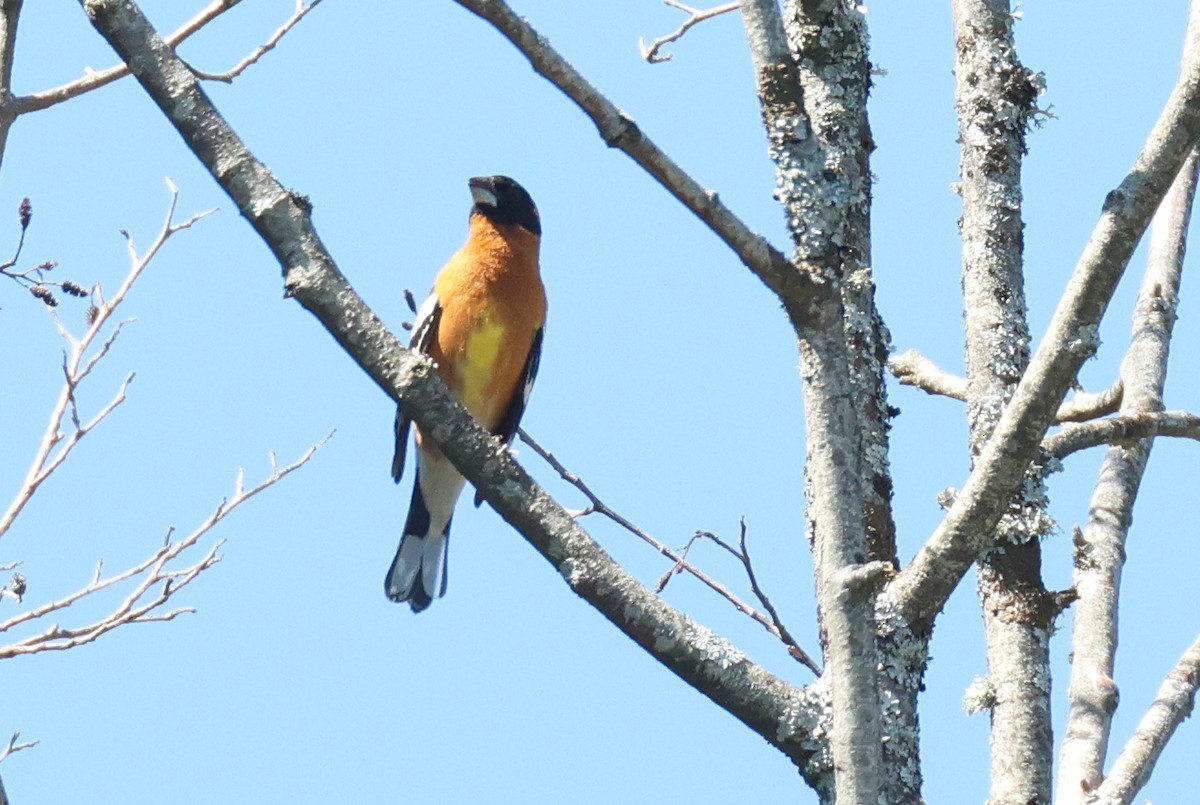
[460,317,507,416]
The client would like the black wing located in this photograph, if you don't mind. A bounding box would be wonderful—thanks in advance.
[392,292,442,483]
[493,325,544,446]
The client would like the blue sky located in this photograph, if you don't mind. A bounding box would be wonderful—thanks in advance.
[0,1,1196,802]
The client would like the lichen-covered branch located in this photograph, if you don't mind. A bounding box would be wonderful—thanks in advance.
[742,2,882,802]
[79,0,829,773]
[951,2,1054,802]
[889,3,1200,630]
[1056,118,1200,805]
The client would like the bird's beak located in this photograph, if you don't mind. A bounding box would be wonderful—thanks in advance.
[468,176,498,208]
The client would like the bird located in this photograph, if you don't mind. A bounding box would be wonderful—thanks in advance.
[386,175,547,612]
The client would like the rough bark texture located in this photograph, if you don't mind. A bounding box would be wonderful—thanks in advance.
[779,2,919,800]
[0,0,22,169]
[741,2,884,802]
[79,0,831,772]
[952,2,1056,803]
[888,19,1200,629]
[1056,142,1200,805]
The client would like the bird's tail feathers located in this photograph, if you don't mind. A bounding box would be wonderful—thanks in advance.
[385,474,451,612]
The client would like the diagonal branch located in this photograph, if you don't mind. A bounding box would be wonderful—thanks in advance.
[0,441,324,659]
[15,0,320,113]
[450,0,816,318]
[1056,126,1200,804]
[1092,632,1200,805]
[0,185,212,540]
[79,0,829,774]
[190,0,324,83]
[888,4,1200,631]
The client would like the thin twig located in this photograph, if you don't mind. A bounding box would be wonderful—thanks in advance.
[0,732,38,765]
[639,1,739,63]
[0,436,329,659]
[0,183,211,540]
[191,0,324,83]
[16,0,320,113]
[518,428,821,675]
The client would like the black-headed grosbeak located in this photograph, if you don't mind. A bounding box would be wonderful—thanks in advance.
[386,175,547,612]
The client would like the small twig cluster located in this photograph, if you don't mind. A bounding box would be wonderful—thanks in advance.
[517,427,821,675]
[0,198,90,309]
[639,1,739,64]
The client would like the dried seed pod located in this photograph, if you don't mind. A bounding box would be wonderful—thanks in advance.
[18,198,31,230]
[30,285,57,307]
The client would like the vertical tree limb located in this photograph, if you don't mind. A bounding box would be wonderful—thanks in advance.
[0,0,22,167]
[952,2,1055,803]
[742,2,882,802]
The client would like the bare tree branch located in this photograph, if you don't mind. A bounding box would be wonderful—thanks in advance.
[0,732,36,765]
[190,0,323,83]
[950,1,1055,801]
[0,184,213,540]
[1056,129,1200,804]
[449,0,816,320]
[518,428,821,674]
[78,0,831,775]
[888,2,1200,631]
[1092,632,1200,805]
[0,438,326,659]
[1043,410,1200,460]
[889,349,967,402]
[1055,381,1124,422]
[15,0,319,114]
[890,350,1125,424]
[742,2,882,802]
[639,1,739,63]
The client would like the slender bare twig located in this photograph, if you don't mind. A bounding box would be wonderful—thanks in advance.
[639,1,739,63]
[1092,633,1200,805]
[518,428,821,675]
[0,732,37,765]
[1056,381,1124,422]
[16,0,319,113]
[0,184,213,540]
[0,438,327,659]
[191,0,324,83]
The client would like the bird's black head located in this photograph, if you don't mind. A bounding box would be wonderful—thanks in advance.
[468,175,541,236]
